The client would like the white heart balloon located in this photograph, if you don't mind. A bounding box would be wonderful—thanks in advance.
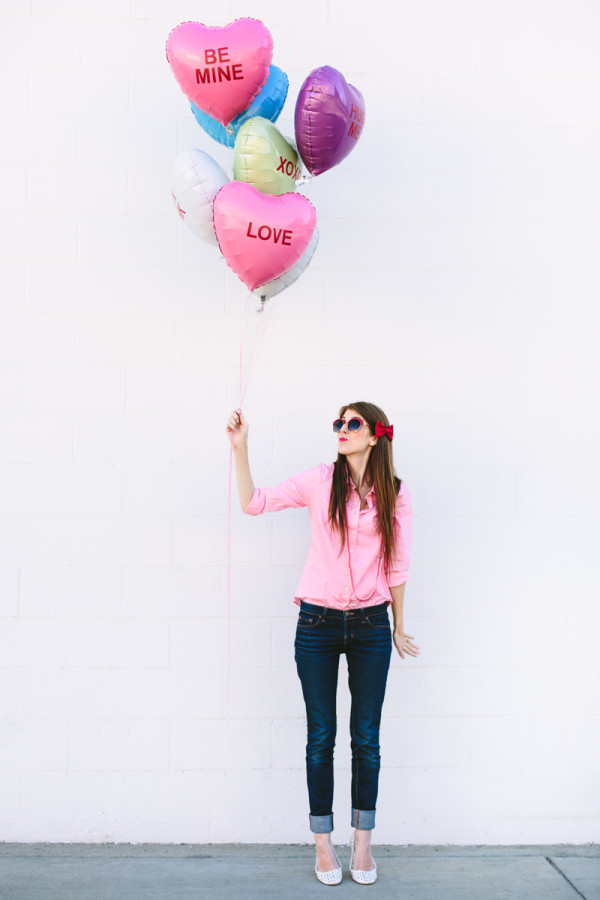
[171,148,229,244]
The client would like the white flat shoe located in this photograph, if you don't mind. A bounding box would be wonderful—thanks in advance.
[315,845,342,885]
[349,828,378,884]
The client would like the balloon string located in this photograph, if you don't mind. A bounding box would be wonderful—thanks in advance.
[226,426,234,753]
[241,301,271,406]
[226,292,253,753]
[304,173,314,200]
[225,293,275,751]
[238,292,254,400]
[240,298,261,403]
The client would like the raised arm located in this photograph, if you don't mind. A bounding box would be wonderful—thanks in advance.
[226,408,255,511]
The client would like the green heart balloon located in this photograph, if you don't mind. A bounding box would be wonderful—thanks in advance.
[233,116,302,196]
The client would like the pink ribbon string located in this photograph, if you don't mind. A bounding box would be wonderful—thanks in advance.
[225,294,275,746]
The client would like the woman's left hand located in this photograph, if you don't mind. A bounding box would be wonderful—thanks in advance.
[393,630,420,659]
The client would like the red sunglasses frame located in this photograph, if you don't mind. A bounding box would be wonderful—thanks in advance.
[332,417,366,433]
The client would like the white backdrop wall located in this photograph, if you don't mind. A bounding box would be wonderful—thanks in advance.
[1,0,599,844]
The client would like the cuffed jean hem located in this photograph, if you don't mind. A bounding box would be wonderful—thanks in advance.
[351,808,376,830]
[310,813,334,833]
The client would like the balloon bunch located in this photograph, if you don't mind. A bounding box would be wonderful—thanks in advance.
[166,17,365,302]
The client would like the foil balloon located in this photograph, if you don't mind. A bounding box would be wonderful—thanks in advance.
[190,64,289,148]
[253,227,319,299]
[166,18,272,127]
[234,117,301,196]
[171,148,229,244]
[213,182,317,291]
[294,65,365,175]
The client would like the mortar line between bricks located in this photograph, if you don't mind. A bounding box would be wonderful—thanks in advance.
[545,857,588,900]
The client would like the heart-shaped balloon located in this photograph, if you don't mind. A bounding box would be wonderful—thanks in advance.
[253,227,319,300]
[294,65,365,175]
[166,18,273,127]
[213,182,317,291]
[234,117,302,196]
[190,64,289,148]
[171,148,229,244]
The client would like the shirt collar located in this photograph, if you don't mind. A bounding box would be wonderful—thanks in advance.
[345,469,376,504]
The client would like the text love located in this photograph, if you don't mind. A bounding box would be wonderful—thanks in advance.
[246,222,293,245]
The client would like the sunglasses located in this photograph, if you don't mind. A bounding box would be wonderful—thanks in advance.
[332,417,366,433]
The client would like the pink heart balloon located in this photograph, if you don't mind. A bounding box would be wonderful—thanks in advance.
[166,18,273,127]
[213,182,317,292]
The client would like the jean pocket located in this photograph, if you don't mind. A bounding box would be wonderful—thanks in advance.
[297,612,323,629]
[365,611,390,628]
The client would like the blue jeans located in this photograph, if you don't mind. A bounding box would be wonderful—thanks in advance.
[294,599,392,834]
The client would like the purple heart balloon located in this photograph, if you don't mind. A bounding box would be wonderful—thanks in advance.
[294,65,365,176]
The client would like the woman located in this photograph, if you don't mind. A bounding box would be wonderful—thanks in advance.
[225,401,419,885]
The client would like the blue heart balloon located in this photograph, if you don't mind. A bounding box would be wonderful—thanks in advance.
[190,64,289,148]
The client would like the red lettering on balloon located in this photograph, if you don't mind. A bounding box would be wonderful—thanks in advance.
[245,221,294,244]
[276,156,302,180]
[350,103,365,124]
[204,47,230,64]
[195,62,243,84]
[172,193,185,220]
[347,121,362,140]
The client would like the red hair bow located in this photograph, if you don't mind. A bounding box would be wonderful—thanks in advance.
[375,421,393,440]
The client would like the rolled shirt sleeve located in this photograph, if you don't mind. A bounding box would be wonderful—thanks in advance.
[243,463,326,516]
[386,481,412,587]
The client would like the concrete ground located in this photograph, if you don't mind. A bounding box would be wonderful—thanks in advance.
[0,843,598,900]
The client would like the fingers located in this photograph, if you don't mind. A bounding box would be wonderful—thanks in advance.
[226,408,243,430]
[394,635,421,658]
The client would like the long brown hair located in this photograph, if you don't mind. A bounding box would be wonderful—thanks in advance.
[328,401,402,578]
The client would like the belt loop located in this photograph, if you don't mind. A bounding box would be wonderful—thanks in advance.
[321,606,328,620]
[360,607,367,623]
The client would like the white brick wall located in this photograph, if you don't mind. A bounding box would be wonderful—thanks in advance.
[0,0,599,844]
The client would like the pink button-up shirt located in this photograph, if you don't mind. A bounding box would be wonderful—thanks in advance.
[243,462,412,609]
